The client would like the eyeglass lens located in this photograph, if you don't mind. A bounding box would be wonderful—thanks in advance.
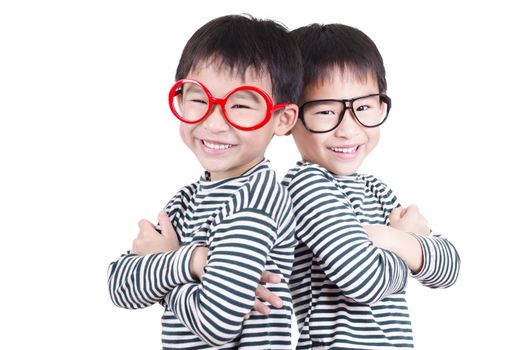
[174,82,269,128]
[302,95,388,131]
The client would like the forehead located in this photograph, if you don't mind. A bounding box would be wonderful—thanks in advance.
[187,58,272,97]
[302,66,379,101]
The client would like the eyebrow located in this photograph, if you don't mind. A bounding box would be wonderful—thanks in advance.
[183,85,205,94]
[231,89,262,104]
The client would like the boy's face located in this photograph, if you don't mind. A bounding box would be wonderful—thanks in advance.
[179,62,294,181]
[291,69,381,176]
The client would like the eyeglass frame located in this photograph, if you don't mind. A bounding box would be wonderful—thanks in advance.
[168,79,290,131]
[298,93,392,133]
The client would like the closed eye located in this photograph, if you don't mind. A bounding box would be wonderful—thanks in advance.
[189,98,208,105]
[231,104,252,109]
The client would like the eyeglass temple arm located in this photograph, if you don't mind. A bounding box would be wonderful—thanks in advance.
[271,101,290,112]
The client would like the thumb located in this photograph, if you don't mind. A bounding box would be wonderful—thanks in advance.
[138,219,156,232]
[389,207,402,221]
[406,204,419,216]
[158,211,176,237]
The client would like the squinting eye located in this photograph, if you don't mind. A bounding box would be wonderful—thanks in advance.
[315,110,335,115]
[189,98,207,104]
[231,104,252,109]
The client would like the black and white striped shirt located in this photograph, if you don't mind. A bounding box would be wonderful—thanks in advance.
[108,160,297,349]
[282,162,460,349]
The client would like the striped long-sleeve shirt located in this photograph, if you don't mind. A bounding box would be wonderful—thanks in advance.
[282,162,460,350]
[108,160,297,349]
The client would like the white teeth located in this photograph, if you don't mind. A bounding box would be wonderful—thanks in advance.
[331,146,359,153]
[202,140,232,150]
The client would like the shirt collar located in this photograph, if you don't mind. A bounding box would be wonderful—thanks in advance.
[198,159,270,192]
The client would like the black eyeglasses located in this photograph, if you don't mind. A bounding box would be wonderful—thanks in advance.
[299,93,391,133]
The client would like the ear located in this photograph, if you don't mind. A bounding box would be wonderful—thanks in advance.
[274,104,299,136]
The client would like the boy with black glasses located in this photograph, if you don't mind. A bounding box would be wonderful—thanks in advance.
[108,15,301,349]
[282,23,461,349]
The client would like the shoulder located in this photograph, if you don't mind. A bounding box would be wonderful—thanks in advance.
[247,164,278,184]
[358,173,399,204]
[246,166,289,204]
[242,164,280,194]
[282,162,334,188]
[360,173,390,190]
[282,163,348,206]
[164,181,199,210]
[216,172,284,238]
[217,164,286,215]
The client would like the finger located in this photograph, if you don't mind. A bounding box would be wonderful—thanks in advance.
[244,313,250,320]
[138,219,156,234]
[260,270,281,284]
[407,204,419,214]
[132,238,144,255]
[389,207,402,221]
[158,211,176,237]
[253,299,270,315]
[255,284,283,308]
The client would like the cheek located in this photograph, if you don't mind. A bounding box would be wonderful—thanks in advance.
[365,129,380,152]
[240,128,272,150]
[292,128,326,159]
[179,124,193,146]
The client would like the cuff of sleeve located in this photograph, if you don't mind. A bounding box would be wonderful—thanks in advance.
[384,248,409,296]
[409,233,433,279]
[173,244,202,284]
[164,284,182,311]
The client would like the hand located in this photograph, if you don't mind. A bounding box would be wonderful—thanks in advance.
[364,223,425,273]
[389,205,430,236]
[244,271,284,320]
[132,211,180,255]
[364,224,394,247]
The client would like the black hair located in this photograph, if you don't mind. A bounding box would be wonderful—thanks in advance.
[175,14,302,104]
[290,23,387,93]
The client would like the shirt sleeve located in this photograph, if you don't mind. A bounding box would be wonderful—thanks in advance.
[410,233,461,288]
[287,166,408,304]
[107,187,198,309]
[107,243,201,309]
[164,208,277,347]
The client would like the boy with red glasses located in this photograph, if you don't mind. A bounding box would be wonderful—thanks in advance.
[108,15,301,349]
[282,24,461,349]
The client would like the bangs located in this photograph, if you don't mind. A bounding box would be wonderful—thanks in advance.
[310,63,375,88]
[188,54,268,84]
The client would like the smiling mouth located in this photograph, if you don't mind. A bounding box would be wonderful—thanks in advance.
[329,145,360,153]
[202,139,234,150]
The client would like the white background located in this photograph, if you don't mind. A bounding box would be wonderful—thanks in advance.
[1,1,527,349]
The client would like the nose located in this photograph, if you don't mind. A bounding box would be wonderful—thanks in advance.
[334,108,362,138]
[201,103,230,132]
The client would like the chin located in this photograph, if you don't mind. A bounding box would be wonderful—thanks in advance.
[329,163,360,176]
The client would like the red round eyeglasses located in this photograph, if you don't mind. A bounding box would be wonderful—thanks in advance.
[168,79,289,131]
